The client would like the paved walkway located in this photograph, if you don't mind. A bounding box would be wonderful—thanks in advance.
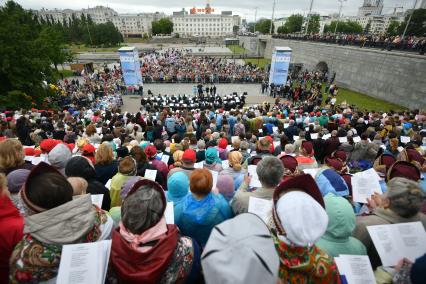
[121,83,275,113]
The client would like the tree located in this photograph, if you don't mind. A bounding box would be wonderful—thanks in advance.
[397,8,426,36]
[306,14,320,34]
[387,20,400,36]
[277,25,289,34]
[0,1,65,109]
[284,14,304,33]
[324,21,363,34]
[254,19,273,34]
[151,18,173,35]
[364,20,371,34]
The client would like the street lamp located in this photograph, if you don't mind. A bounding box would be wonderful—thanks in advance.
[270,0,276,35]
[334,0,347,34]
[305,0,314,34]
[402,0,419,39]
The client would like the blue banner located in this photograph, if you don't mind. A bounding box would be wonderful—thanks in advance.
[269,47,292,85]
[119,48,143,86]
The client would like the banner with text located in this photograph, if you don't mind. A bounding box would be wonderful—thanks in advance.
[268,47,292,86]
[119,48,143,86]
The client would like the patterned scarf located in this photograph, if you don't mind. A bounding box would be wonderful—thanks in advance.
[9,206,108,284]
[272,232,341,284]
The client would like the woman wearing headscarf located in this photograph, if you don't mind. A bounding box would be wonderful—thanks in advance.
[109,179,201,284]
[270,174,341,284]
[166,172,189,207]
[0,173,24,284]
[9,163,113,283]
[175,169,232,247]
[316,194,367,257]
[130,146,165,187]
[353,177,426,269]
[94,142,119,185]
[295,141,318,170]
[220,151,245,190]
[109,156,138,208]
[203,148,223,172]
[216,175,235,202]
[6,169,30,215]
[217,138,228,160]
[65,156,112,211]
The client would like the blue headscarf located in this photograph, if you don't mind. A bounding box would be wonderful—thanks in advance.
[315,168,349,197]
[205,148,222,165]
[166,172,189,204]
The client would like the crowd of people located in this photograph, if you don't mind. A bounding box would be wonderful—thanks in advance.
[0,62,426,284]
[271,33,426,55]
[140,48,268,83]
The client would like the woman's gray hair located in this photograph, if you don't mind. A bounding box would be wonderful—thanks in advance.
[387,177,425,218]
[122,185,164,234]
[256,156,284,188]
[240,141,249,151]
[197,140,206,150]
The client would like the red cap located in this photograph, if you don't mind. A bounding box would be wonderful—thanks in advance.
[83,144,96,154]
[332,149,347,162]
[40,139,60,153]
[218,138,228,150]
[182,149,196,162]
[24,148,42,156]
[325,156,344,172]
[279,155,298,173]
[67,143,75,153]
[301,141,313,155]
[144,145,157,159]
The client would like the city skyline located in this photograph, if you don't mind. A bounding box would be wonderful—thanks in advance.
[6,0,415,21]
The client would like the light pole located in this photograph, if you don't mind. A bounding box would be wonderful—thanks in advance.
[402,0,419,39]
[305,0,314,34]
[254,7,258,33]
[270,0,276,35]
[334,0,347,34]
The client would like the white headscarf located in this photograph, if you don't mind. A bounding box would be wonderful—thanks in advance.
[276,191,328,247]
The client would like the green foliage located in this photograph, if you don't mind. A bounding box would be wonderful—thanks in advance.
[284,14,304,33]
[90,22,123,46]
[324,21,363,34]
[387,21,400,36]
[306,15,320,34]
[0,1,67,109]
[255,19,274,34]
[152,18,173,35]
[397,9,426,36]
[277,25,289,34]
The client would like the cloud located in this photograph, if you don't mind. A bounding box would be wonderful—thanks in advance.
[12,0,413,21]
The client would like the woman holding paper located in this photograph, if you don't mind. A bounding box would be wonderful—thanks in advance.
[220,151,246,191]
[353,177,426,269]
[110,179,200,284]
[9,162,113,284]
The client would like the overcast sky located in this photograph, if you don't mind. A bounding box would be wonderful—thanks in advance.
[4,0,415,21]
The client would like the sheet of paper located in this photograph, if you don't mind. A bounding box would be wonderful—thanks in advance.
[165,147,170,153]
[272,126,278,133]
[352,136,361,143]
[400,136,411,144]
[221,160,229,170]
[293,135,299,141]
[105,179,112,190]
[90,194,103,208]
[57,240,111,284]
[161,154,170,164]
[226,145,233,151]
[194,161,204,169]
[367,222,426,267]
[258,129,263,134]
[310,133,318,139]
[397,146,404,152]
[351,169,382,203]
[303,168,320,178]
[248,197,272,223]
[284,123,289,128]
[31,155,47,165]
[323,134,331,140]
[248,165,262,188]
[273,141,280,148]
[96,127,102,134]
[144,169,157,181]
[339,137,348,143]
[335,255,376,284]
[209,170,218,190]
[165,202,174,224]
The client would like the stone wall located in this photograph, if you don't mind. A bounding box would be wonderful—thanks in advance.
[238,36,426,109]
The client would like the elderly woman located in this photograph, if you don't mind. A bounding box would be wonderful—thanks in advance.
[216,175,235,202]
[270,174,341,283]
[9,163,113,283]
[65,156,112,211]
[353,177,426,269]
[94,143,119,185]
[0,139,33,175]
[130,146,165,187]
[196,140,206,162]
[166,172,189,207]
[232,156,284,215]
[175,168,232,247]
[203,148,223,172]
[109,179,200,283]
[83,124,102,145]
[220,151,245,190]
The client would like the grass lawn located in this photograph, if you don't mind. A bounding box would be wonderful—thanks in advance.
[124,37,149,43]
[58,69,74,78]
[227,44,248,54]
[243,58,271,70]
[328,87,406,112]
[67,44,125,53]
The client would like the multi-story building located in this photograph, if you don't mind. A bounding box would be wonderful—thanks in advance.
[172,6,241,37]
[358,0,384,17]
[36,6,165,37]
[356,13,405,34]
